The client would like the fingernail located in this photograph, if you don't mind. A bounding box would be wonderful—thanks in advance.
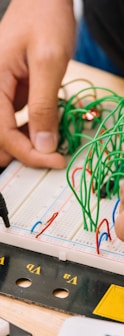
[35,132,58,153]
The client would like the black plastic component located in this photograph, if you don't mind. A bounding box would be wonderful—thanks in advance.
[100,179,114,198]
[0,242,124,321]
[0,193,10,227]
[9,324,32,336]
[0,167,5,174]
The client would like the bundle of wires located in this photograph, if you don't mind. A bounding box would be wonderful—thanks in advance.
[58,79,99,154]
[59,82,124,232]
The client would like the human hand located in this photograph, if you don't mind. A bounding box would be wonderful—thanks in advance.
[0,0,75,168]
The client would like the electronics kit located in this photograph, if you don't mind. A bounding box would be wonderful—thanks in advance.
[1,81,124,334]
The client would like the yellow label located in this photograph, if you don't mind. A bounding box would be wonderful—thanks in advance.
[63,273,71,280]
[63,273,78,285]
[26,264,41,275]
[93,284,124,322]
[0,257,5,265]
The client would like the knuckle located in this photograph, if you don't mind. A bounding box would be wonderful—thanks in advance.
[33,43,69,67]
[29,105,57,127]
[29,101,56,115]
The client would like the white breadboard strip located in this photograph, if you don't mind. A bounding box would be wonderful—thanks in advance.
[0,160,48,216]
[0,160,124,276]
[0,319,9,336]
[58,316,124,336]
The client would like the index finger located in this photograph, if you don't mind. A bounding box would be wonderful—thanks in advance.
[0,95,66,169]
[5,127,66,168]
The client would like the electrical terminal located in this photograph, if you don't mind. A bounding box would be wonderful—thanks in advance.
[0,192,10,228]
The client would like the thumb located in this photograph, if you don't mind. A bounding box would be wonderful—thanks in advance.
[28,58,61,154]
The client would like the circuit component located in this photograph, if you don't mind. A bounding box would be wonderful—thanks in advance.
[0,192,10,228]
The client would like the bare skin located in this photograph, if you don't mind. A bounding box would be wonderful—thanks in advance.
[119,183,124,213]
[0,0,75,168]
[114,183,124,241]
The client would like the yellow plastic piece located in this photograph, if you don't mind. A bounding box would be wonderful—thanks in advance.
[93,284,124,322]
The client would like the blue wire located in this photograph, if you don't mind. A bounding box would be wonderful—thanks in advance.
[30,220,42,233]
[98,232,108,247]
[112,198,120,227]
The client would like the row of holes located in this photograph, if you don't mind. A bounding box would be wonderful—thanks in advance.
[16,278,69,298]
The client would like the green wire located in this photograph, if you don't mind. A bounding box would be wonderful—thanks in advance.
[65,85,124,232]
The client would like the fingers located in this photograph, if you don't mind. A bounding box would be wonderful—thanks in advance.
[0,0,75,169]
[0,91,66,169]
[28,47,67,154]
[4,128,66,168]
[29,100,59,155]
[2,118,66,168]
[1,126,66,169]
[0,149,12,167]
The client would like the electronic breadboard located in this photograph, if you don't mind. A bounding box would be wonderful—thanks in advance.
[0,157,124,277]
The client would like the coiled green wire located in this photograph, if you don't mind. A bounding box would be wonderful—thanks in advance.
[63,85,124,232]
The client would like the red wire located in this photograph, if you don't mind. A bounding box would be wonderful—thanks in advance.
[71,166,94,193]
[96,218,112,254]
[71,167,82,187]
[76,95,83,108]
[35,212,59,238]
